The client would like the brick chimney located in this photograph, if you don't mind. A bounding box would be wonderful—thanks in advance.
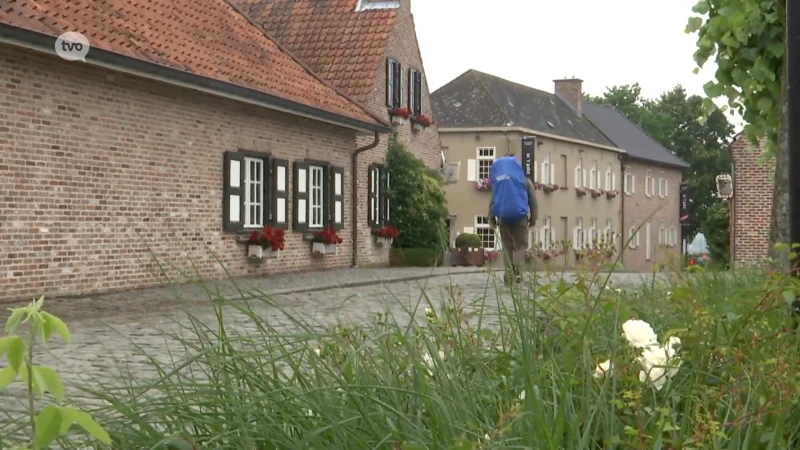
[554,78,583,115]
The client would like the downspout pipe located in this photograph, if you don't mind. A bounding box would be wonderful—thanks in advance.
[618,154,625,267]
[351,131,381,267]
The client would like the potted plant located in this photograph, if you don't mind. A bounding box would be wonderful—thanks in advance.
[451,233,486,267]
[411,114,434,132]
[606,189,619,199]
[575,186,588,197]
[590,188,604,198]
[311,227,343,255]
[388,107,411,125]
[247,226,285,259]
[373,226,400,246]
[543,183,559,194]
[533,182,545,190]
[473,178,492,192]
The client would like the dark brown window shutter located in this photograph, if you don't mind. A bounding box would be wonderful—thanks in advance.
[368,164,379,228]
[414,72,423,115]
[292,161,310,232]
[381,167,391,225]
[271,158,290,230]
[394,62,403,107]
[407,68,413,110]
[385,59,392,107]
[330,166,345,231]
[223,151,245,232]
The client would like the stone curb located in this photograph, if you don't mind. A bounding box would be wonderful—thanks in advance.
[263,268,488,296]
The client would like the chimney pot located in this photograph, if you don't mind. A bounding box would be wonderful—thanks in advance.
[554,78,583,115]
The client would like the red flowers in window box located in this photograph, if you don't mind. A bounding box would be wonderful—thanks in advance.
[473,178,492,192]
[606,190,619,199]
[312,227,343,245]
[376,226,401,239]
[412,114,434,127]
[248,226,286,252]
[543,184,559,193]
[388,107,411,118]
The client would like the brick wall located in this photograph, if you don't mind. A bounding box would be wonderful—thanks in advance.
[729,134,772,264]
[621,160,683,272]
[0,44,366,302]
[352,0,442,266]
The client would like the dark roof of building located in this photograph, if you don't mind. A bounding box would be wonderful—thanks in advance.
[230,0,397,103]
[582,102,690,168]
[430,69,615,148]
[0,0,386,129]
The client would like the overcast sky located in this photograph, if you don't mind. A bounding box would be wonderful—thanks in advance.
[412,0,743,128]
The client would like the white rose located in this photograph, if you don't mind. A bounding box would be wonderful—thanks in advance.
[622,319,659,348]
[593,359,614,379]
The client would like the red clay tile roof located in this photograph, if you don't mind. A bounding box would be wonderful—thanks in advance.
[0,0,386,129]
[231,0,397,103]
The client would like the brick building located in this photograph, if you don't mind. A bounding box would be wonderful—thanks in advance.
[232,0,442,266]
[0,0,401,302]
[728,132,772,264]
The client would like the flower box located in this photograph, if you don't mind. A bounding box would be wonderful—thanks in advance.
[375,237,393,246]
[543,184,559,194]
[373,226,400,246]
[606,190,619,199]
[575,187,588,197]
[388,107,411,125]
[590,189,604,198]
[412,122,423,132]
[312,242,339,255]
[391,115,407,126]
[473,178,492,192]
[248,245,279,259]
[411,114,434,132]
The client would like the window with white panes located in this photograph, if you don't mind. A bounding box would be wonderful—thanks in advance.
[589,161,598,189]
[658,172,668,197]
[574,158,584,188]
[308,165,325,228]
[541,153,551,184]
[574,218,584,249]
[477,147,495,180]
[530,227,540,249]
[475,215,496,250]
[604,162,612,191]
[542,216,552,249]
[645,169,653,196]
[590,218,598,248]
[624,166,634,195]
[669,227,677,246]
[645,222,652,260]
[628,221,640,249]
[243,157,265,228]
[605,218,613,241]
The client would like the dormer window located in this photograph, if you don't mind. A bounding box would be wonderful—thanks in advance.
[356,0,400,11]
[386,58,402,108]
[408,68,422,115]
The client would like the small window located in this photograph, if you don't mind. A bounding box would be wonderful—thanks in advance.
[645,222,652,261]
[475,215,496,250]
[624,166,634,195]
[368,164,391,228]
[542,216,552,249]
[309,166,325,228]
[477,147,495,180]
[385,58,402,108]
[541,153,551,184]
[659,172,668,198]
[590,218,598,248]
[645,169,653,197]
[222,151,290,232]
[574,158,584,188]
[589,161,598,189]
[628,221,638,249]
[293,161,345,232]
[604,162,613,191]
[574,217,584,249]
[407,68,423,115]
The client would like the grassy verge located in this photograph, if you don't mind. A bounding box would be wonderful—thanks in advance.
[2,264,800,449]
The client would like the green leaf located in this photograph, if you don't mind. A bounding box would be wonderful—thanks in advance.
[7,336,25,372]
[32,365,64,400]
[6,308,26,334]
[41,312,71,344]
[62,408,111,444]
[0,366,17,388]
[0,335,22,356]
[34,405,63,450]
[757,96,774,112]
[782,290,796,306]
[691,0,710,14]
[768,41,784,58]
[685,17,703,33]
[159,437,196,450]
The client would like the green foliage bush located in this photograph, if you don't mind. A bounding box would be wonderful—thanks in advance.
[454,233,482,249]
[389,248,443,267]
[701,200,730,268]
[386,134,448,252]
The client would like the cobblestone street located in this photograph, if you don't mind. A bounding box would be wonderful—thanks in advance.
[0,268,665,414]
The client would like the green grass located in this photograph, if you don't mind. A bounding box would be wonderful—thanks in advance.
[4,265,800,449]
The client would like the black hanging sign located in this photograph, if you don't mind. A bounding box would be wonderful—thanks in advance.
[521,136,535,181]
[679,183,692,226]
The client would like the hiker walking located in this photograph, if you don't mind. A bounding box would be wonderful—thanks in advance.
[488,154,538,285]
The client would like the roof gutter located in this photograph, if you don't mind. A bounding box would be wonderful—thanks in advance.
[437,126,625,154]
[0,24,391,134]
[351,131,382,267]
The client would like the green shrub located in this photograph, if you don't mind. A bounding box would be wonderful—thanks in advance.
[386,134,448,252]
[454,233,482,249]
[389,247,443,267]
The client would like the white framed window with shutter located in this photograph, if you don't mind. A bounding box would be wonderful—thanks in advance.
[590,218,598,248]
[309,166,324,228]
[573,218,584,249]
[468,147,495,182]
[628,221,639,249]
[670,227,677,246]
[541,153,551,184]
[624,165,634,195]
[368,164,390,229]
[658,172,668,198]
[475,215,496,250]
[604,218,613,241]
[530,227,540,249]
[589,161,597,189]
[222,150,290,233]
[542,216,552,249]
[574,158,583,188]
[293,161,345,232]
[645,169,654,197]
[645,222,652,260]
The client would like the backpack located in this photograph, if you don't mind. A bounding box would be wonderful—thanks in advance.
[489,155,529,223]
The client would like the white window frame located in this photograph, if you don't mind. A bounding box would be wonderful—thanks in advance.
[542,153,551,184]
[604,162,612,191]
[589,161,598,189]
[530,227,540,249]
[624,166,634,195]
[659,172,668,198]
[590,218,598,248]
[604,218,613,242]
[476,147,495,180]
[645,169,653,197]
[308,165,325,228]
[628,221,639,249]
[574,218,584,249]
[243,156,265,229]
[574,158,583,188]
[475,215,496,250]
[645,222,652,261]
[542,216,552,249]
